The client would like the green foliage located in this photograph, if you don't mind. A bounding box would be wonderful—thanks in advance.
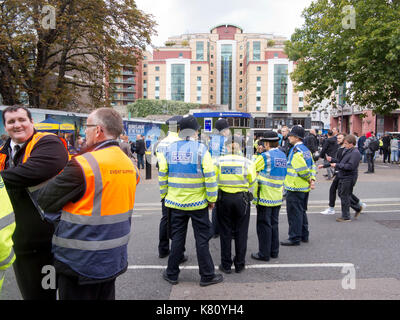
[267,40,276,47]
[0,0,157,110]
[285,0,400,114]
[127,99,202,118]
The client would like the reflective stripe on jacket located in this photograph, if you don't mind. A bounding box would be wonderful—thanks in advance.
[208,134,227,158]
[54,145,139,279]
[253,148,287,206]
[159,139,217,210]
[215,154,256,193]
[156,132,181,198]
[284,143,316,192]
[0,176,16,292]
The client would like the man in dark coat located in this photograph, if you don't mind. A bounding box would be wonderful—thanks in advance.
[319,130,338,179]
[0,105,68,299]
[135,134,146,169]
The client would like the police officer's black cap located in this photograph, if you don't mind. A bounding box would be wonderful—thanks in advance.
[224,135,243,146]
[288,125,305,140]
[178,115,200,131]
[166,115,183,126]
[260,130,280,142]
[215,118,230,131]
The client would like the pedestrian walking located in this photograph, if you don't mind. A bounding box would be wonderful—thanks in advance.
[319,129,338,180]
[330,135,363,222]
[319,133,367,215]
[0,175,16,293]
[214,136,256,274]
[357,133,366,163]
[382,133,392,163]
[159,115,223,286]
[135,134,146,169]
[0,105,68,300]
[281,126,316,246]
[279,125,291,156]
[390,135,399,164]
[251,131,287,261]
[364,131,379,173]
[37,108,140,300]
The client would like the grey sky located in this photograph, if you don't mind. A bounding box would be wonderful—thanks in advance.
[135,0,315,48]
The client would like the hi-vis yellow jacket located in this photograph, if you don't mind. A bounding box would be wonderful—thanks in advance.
[0,175,16,293]
[158,139,217,210]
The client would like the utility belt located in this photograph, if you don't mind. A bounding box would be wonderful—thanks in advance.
[218,190,253,202]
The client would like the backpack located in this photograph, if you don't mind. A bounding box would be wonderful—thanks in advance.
[369,139,379,152]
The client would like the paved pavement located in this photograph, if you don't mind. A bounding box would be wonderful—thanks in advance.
[1,156,400,300]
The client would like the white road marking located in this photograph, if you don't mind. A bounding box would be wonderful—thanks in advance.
[128,262,354,270]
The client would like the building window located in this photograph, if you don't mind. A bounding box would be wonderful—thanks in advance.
[155,66,160,71]
[256,106,261,111]
[211,71,214,75]
[211,54,214,59]
[257,76,261,81]
[240,63,242,67]
[143,64,147,68]
[155,76,160,81]
[274,53,279,58]
[211,63,214,67]
[253,41,261,61]
[239,79,242,83]
[254,118,265,128]
[197,96,201,102]
[239,104,242,108]
[257,66,261,71]
[210,87,213,91]
[299,96,303,102]
[210,95,213,99]
[171,64,185,101]
[273,64,288,111]
[143,80,147,84]
[256,96,261,101]
[143,87,147,92]
[239,95,242,99]
[240,55,243,59]
[257,87,261,92]
[239,71,242,75]
[155,86,159,91]
[197,66,202,71]
[143,72,147,75]
[239,87,242,91]
[221,44,233,109]
[197,76,201,81]
[179,52,183,57]
[210,79,213,83]
[196,41,204,60]
[197,86,201,91]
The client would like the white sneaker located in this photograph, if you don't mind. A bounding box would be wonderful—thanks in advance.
[320,207,335,215]
[360,202,367,213]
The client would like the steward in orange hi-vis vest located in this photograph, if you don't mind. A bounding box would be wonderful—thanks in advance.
[38,140,140,280]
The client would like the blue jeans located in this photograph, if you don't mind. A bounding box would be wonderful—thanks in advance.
[137,154,144,169]
[391,150,399,162]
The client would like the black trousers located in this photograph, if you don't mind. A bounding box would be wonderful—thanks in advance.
[58,274,115,300]
[216,191,250,270]
[211,206,219,236]
[256,204,280,259]
[286,191,309,243]
[13,249,57,300]
[158,199,169,256]
[383,148,391,163]
[328,175,340,208]
[166,207,215,282]
[366,153,374,172]
[338,177,361,220]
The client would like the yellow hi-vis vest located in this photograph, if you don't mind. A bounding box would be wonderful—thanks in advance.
[284,143,316,192]
[253,148,288,207]
[0,176,16,293]
[215,154,256,193]
[158,139,217,210]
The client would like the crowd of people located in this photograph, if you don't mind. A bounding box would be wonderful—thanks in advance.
[0,105,397,300]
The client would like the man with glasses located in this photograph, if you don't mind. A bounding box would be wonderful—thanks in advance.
[37,108,140,300]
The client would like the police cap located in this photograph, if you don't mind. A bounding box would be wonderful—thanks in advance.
[260,130,280,142]
[215,118,230,131]
[178,115,200,131]
[288,125,305,140]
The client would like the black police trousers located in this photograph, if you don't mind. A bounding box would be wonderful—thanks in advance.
[166,207,215,282]
[216,191,250,271]
[158,199,169,256]
[286,191,309,243]
[256,204,281,259]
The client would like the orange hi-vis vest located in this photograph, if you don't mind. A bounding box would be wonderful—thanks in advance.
[0,132,57,171]
[53,144,140,279]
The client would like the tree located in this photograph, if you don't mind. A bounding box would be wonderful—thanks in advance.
[128,99,203,118]
[0,0,157,110]
[285,0,400,114]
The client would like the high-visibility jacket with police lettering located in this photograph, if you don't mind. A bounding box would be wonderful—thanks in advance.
[208,134,227,159]
[156,132,181,199]
[158,139,217,210]
[53,145,140,279]
[0,176,16,292]
[284,143,316,192]
[253,148,288,207]
[215,153,256,193]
